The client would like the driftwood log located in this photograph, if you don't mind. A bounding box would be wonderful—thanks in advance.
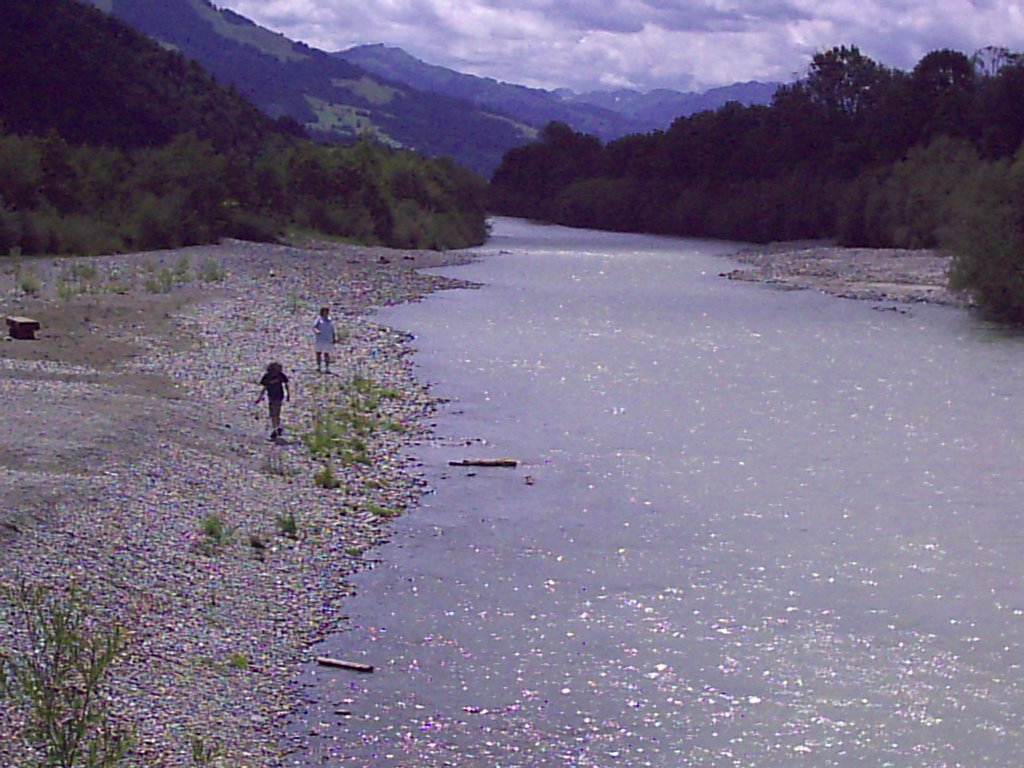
[448,458,519,468]
[315,656,374,673]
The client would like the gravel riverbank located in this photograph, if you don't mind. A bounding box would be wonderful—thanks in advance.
[722,241,973,309]
[0,238,475,765]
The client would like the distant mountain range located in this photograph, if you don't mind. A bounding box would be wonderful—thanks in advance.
[557,82,782,133]
[83,0,779,174]
[338,44,780,139]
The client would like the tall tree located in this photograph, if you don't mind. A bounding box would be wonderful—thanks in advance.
[803,46,895,126]
[976,60,1024,158]
[910,49,977,142]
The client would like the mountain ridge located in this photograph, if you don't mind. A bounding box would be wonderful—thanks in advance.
[335,43,641,141]
[561,81,782,129]
[338,43,780,136]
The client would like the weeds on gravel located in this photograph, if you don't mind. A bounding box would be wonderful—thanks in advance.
[344,437,372,465]
[367,503,402,519]
[69,262,97,282]
[313,462,341,489]
[225,653,249,670]
[0,581,134,767]
[306,410,372,466]
[189,735,224,767]
[18,269,41,296]
[200,514,229,550]
[305,375,402,467]
[56,277,78,301]
[142,256,198,293]
[350,374,401,403]
[143,267,174,294]
[305,409,347,457]
[197,258,226,283]
[55,262,102,300]
[173,254,191,280]
[275,509,299,538]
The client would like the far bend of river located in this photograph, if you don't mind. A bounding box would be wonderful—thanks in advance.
[292,217,1024,767]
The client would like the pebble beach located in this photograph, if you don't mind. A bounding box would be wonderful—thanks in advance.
[0,238,476,766]
[722,240,972,308]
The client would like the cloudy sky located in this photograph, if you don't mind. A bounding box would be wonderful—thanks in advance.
[214,0,1024,93]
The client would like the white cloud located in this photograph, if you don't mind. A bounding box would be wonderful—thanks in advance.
[216,0,1024,92]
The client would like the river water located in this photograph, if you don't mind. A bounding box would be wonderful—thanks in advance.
[294,218,1024,767]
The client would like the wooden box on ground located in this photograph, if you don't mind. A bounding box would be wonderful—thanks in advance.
[6,316,41,340]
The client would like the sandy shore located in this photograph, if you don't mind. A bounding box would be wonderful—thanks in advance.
[0,238,475,765]
[0,235,970,765]
[721,241,973,309]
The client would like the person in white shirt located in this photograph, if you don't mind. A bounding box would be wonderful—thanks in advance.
[313,305,337,373]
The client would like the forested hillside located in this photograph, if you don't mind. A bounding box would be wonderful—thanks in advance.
[337,44,638,141]
[1,0,289,150]
[491,46,1024,321]
[0,0,487,256]
[82,0,534,175]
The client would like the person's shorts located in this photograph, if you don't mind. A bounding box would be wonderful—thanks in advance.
[268,399,283,420]
[315,339,334,354]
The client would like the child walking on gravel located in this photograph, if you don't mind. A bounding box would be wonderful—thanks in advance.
[256,361,290,440]
[313,306,337,373]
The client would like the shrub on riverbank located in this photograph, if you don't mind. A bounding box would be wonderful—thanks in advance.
[836,137,980,249]
[947,153,1024,322]
[0,583,134,767]
[835,136,1024,323]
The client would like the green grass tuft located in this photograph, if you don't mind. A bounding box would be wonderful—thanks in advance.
[275,509,299,538]
[313,462,342,489]
[201,513,228,546]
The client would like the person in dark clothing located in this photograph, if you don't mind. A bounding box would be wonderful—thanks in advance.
[256,361,290,440]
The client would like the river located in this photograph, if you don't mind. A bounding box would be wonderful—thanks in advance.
[292,218,1024,767]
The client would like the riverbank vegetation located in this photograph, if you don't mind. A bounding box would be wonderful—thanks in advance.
[0,0,488,257]
[490,46,1024,321]
[0,131,488,255]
